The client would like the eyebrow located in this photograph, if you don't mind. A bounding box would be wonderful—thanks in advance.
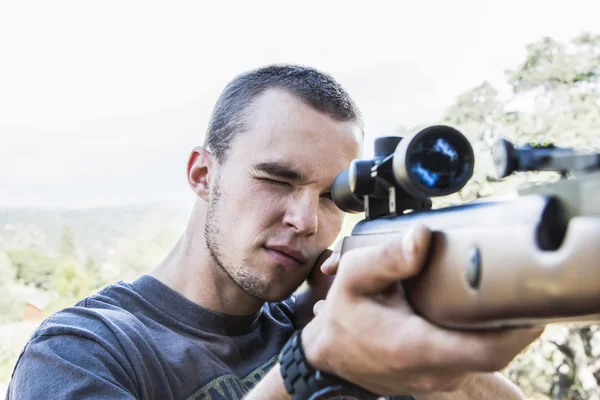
[252,161,306,182]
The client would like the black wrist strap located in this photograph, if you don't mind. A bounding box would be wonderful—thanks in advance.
[278,329,380,400]
[279,330,317,398]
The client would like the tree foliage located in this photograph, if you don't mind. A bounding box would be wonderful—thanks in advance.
[59,225,76,260]
[5,248,58,291]
[103,216,182,283]
[0,251,16,283]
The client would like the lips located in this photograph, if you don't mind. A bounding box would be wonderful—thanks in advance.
[264,244,308,267]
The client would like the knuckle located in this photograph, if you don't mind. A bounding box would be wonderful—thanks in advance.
[412,376,444,393]
[380,235,423,274]
[387,338,419,372]
[379,241,404,267]
[386,351,408,373]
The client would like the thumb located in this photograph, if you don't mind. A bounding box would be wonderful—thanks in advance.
[320,240,343,275]
[308,248,333,283]
[338,224,432,296]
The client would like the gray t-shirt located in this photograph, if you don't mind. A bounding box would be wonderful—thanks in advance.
[7,274,414,399]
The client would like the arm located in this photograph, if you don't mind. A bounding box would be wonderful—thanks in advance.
[241,361,525,400]
[243,364,290,400]
[415,373,525,400]
[242,366,525,400]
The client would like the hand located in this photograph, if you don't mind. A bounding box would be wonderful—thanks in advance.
[307,247,337,300]
[301,224,542,397]
[291,247,336,329]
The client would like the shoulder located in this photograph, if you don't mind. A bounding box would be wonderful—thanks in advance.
[7,284,148,399]
[34,282,151,345]
[22,281,153,368]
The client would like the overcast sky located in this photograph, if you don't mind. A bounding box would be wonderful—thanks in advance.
[1,0,598,209]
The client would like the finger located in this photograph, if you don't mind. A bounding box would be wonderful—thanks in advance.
[320,253,339,275]
[314,248,333,272]
[413,321,544,372]
[307,249,333,286]
[321,240,343,275]
[339,224,432,296]
[313,300,326,316]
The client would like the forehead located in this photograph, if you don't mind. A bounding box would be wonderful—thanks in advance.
[227,88,362,180]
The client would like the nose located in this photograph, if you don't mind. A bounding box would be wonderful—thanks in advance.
[282,190,319,236]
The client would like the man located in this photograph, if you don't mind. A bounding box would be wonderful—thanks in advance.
[7,65,541,399]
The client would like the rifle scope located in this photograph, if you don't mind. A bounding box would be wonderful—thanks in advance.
[332,125,475,218]
[492,138,600,178]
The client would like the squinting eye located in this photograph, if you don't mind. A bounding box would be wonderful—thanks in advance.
[262,178,290,187]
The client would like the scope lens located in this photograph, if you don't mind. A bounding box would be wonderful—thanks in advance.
[408,137,465,191]
[393,125,474,198]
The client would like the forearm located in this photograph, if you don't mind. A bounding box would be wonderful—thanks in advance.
[243,363,290,400]
[415,373,524,400]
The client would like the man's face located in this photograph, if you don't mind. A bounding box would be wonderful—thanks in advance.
[204,88,362,303]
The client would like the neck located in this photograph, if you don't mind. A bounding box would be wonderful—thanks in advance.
[149,201,265,316]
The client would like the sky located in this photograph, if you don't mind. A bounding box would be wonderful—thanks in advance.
[1,0,599,209]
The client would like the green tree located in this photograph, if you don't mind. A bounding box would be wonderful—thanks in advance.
[442,80,504,145]
[48,259,92,312]
[5,248,58,291]
[0,251,16,283]
[0,251,46,323]
[106,217,181,282]
[52,259,90,299]
[60,224,76,261]
[505,32,600,149]
[506,33,599,95]
[84,255,104,289]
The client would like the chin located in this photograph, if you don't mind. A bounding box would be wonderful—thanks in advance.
[244,286,295,303]
[241,275,301,303]
[257,281,300,303]
[261,291,295,303]
[231,255,308,302]
[260,277,300,301]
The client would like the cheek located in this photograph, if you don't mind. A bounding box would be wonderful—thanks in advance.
[233,183,287,226]
[319,208,345,240]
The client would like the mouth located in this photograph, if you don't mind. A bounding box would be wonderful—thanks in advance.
[263,245,307,268]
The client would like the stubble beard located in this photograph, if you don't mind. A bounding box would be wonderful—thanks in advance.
[204,178,290,303]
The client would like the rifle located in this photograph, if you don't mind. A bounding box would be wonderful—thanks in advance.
[331,125,600,331]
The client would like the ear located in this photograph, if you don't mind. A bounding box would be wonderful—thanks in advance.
[187,146,216,202]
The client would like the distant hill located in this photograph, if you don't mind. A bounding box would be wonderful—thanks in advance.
[0,201,192,263]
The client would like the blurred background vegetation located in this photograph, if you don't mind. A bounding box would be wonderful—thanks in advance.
[1,32,599,399]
